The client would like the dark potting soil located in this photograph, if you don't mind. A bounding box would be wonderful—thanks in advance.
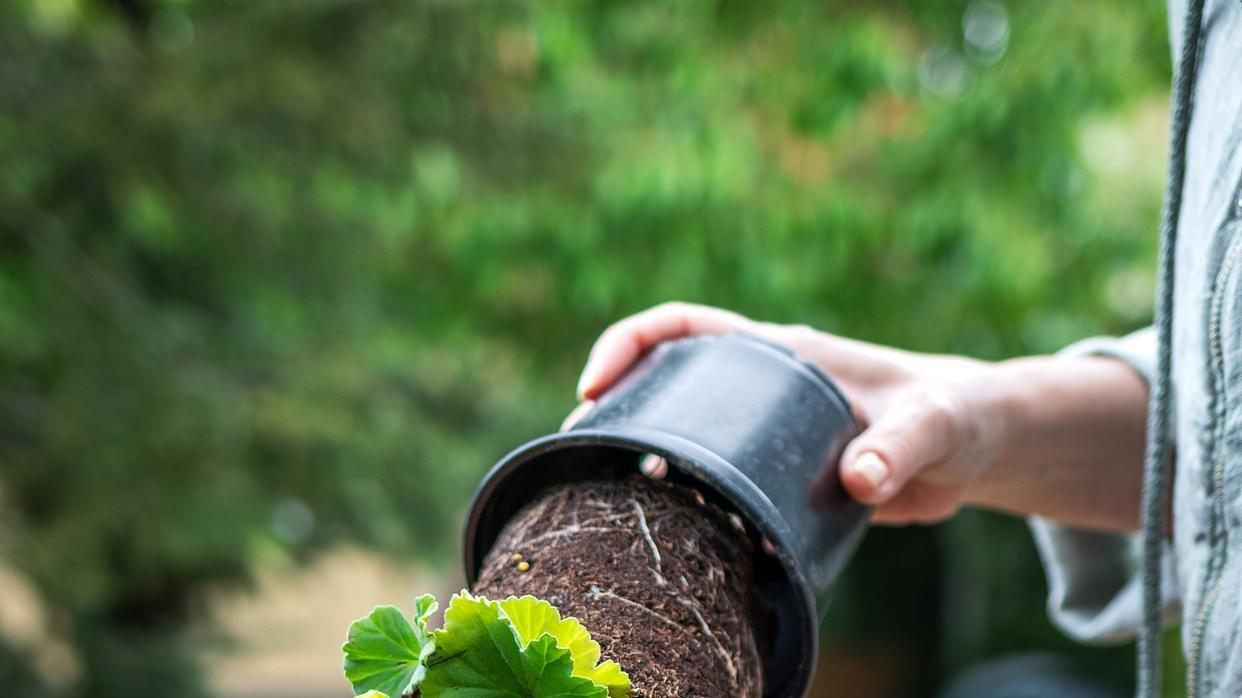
[474,477,765,697]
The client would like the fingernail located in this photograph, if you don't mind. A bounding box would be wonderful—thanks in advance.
[851,452,889,491]
[576,363,599,399]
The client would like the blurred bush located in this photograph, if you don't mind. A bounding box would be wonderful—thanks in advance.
[0,0,1171,696]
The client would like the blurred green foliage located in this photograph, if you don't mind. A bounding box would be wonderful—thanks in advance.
[0,0,1172,696]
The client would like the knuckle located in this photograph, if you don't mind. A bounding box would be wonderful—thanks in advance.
[772,323,817,347]
[883,432,918,467]
[598,319,628,342]
[786,323,817,340]
[654,300,691,314]
[913,390,958,433]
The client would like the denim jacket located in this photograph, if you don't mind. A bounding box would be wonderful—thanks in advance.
[1029,2,1242,695]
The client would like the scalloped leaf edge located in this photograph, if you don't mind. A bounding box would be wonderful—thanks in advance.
[342,592,630,698]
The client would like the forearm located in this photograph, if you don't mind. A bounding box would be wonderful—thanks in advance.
[966,355,1150,532]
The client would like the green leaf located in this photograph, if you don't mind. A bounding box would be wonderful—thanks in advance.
[522,635,609,697]
[420,593,610,697]
[343,594,438,697]
[499,596,630,698]
[355,692,392,698]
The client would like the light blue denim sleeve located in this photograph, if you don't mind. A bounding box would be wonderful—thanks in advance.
[1028,327,1181,644]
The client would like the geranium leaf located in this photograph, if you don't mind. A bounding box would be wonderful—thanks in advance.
[582,661,629,698]
[343,595,438,697]
[420,593,609,697]
[523,635,612,697]
[498,596,630,698]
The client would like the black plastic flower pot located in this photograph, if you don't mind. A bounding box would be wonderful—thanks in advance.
[462,333,870,698]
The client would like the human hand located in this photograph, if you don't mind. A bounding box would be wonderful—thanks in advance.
[567,302,1008,526]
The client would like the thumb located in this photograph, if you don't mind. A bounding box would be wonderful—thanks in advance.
[836,393,959,505]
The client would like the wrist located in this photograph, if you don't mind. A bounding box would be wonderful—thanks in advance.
[955,358,1030,504]
[962,353,1148,529]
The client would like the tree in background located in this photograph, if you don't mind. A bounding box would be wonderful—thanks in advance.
[0,0,1171,695]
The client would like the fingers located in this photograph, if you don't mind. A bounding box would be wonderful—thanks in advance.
[577,302,754,399]
[638,454,668,479]
[836,391,962,506]
[560,400,595,432]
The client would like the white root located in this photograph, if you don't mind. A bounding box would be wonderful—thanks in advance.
[587,585,692,638]
[676,596,738,684]
[509,513,631,549]
[630,499,667,586]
